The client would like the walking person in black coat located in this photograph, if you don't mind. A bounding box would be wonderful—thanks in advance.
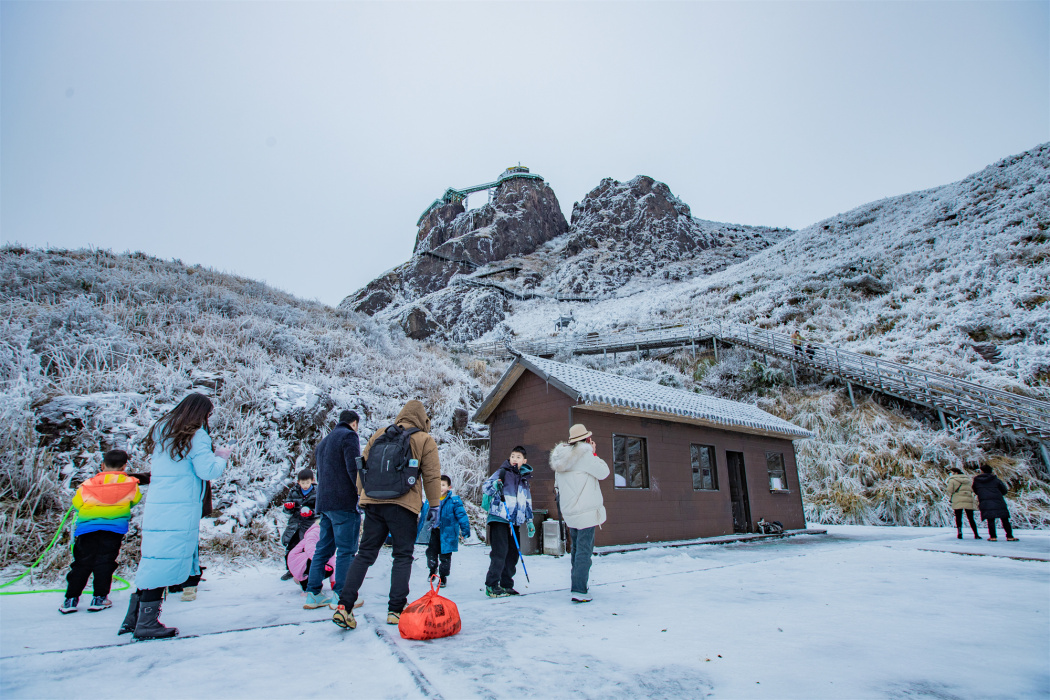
[972,464,1019,542]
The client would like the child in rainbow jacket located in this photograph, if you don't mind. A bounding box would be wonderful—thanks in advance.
[60,450,143,614]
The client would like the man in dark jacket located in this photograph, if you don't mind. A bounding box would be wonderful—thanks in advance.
[331,400,441,630]
[303,410,363,609]
[972,464,1018,541]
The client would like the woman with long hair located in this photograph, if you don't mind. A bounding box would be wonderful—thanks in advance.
[119,393,232,640]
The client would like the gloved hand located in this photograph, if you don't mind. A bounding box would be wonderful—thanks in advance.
[300,507,313,519]
[527,522,536,538]
[283,502,296,510]
[426,503,441,530]
[323,564,333,575]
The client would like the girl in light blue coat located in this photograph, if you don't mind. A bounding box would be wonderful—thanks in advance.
[119,393,232,640]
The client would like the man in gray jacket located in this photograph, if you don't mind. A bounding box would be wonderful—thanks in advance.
[549,423,609,603]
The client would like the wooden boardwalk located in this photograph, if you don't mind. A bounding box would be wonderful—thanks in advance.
[465,323,1050,461]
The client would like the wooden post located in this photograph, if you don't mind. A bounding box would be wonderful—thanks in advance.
[713,337,719,362]
[847,382,856,408]
[938,409,948,431]
[791,363,797,386]
[1039,442,1050,476]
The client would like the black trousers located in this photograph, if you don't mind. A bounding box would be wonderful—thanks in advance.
[987,516,1013,539]
[338,504,417,613]
[485,522,518,589]
[426,529,452,580]
[65,531,124,598]
[954,509,979,536]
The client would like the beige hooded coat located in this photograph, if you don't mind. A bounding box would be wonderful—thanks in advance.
[549,441,610,529]
[946,473,977,510]
[357,400,441,514]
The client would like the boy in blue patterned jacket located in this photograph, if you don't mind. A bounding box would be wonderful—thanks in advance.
[482,446,533,598]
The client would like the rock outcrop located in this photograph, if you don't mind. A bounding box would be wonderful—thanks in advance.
[346,175,568,324]
[344,172,791,341]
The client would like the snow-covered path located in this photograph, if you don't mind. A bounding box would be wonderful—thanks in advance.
[2,526,1047,699]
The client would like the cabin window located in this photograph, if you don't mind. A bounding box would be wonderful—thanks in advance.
[766,452,788,491]
[690,444,718,491]
[612,435,649,489]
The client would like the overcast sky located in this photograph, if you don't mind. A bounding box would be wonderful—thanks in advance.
[3,1,1047,306]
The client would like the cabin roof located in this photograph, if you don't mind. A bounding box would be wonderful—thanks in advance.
[473,353,814,440]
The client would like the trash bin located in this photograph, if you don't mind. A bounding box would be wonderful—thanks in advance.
[519,509,547,555]
[542,519,564,556]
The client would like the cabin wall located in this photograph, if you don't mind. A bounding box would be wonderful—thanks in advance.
[485,370,806,548]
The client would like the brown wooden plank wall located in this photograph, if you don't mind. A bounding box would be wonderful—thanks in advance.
[485,369,807,547]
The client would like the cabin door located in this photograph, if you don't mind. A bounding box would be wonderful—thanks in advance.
[726,451,752,533]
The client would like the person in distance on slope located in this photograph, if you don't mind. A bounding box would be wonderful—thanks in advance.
[415,474,472,588]
[972,464,1018,542]
[482,446,534,598]
[121,393,232,640]
[549,424,609,604]
[944,467,980,540]
[280,469,319,581]
[59,450,142,615]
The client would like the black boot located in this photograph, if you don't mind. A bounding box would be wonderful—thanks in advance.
[118,592,140,635]
[133,600,178,640]
[957,529,963,540]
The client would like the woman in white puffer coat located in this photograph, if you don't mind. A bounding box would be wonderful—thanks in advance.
[549,423,609,603]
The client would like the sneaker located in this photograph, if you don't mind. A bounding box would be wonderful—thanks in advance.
[1006,537,1019,541]
[332,605,357,629]
[571,593,593,603]
[974,535,982,540]
[386,611,401,625]
[280,571,294,581]
[87,596,112,612]
[503,587,521,595]
[485,586,509,598]
[988,537,998,541]
[439,577,447,588]
[303,591,336,609]
[59,597,79,614]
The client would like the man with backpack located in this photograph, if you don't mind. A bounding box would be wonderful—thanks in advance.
[303,410,363,609]
[332,400,441,630]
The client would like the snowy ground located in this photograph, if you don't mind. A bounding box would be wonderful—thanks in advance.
[2,526,1048,699]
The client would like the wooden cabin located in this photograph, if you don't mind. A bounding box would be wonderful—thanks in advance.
[472,354,813,547]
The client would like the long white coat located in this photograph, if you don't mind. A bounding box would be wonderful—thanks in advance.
[133,428,226,590]
[549,441,609,529]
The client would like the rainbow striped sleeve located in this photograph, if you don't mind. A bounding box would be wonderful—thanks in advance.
[73,472,142,536]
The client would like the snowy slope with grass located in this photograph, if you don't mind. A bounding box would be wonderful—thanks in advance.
[491,144,1050,396]
[3,528,1047,699]
[0,248,492,576]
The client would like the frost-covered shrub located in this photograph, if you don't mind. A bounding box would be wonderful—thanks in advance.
[0,247,491,575]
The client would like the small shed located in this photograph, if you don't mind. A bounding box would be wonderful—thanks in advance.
[472,354,814,547]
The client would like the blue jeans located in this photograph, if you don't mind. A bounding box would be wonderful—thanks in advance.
[569,526,596,595]
[306,510,361,595]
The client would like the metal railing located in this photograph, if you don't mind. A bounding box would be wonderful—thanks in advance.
[465,321,1050,441]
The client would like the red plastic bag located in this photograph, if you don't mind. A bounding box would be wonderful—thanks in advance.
[398,577,461,640]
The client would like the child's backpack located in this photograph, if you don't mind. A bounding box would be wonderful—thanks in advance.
[361,425,420,499]
[399,576,461,641]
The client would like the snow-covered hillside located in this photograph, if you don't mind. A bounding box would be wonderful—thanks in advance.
[0,248,493,572]
[492,144,1050,397]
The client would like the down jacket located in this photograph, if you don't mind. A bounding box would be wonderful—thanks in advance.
[286,522,337,586]
[415,493,471,553]
[134,427,226,590]
[972,473,1011,520]
[281,484,319,547]
[945,473,977,510]
[483,461,533,526]
[549,441,609,529]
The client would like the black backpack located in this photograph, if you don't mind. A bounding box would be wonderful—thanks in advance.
[360,425,421,499]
